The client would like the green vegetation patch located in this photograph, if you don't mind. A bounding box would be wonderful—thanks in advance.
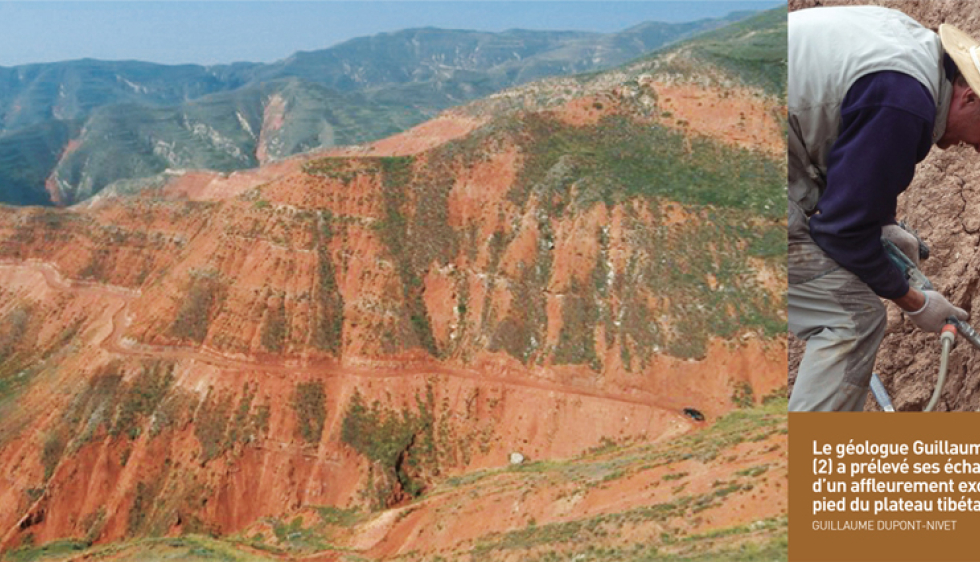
[62,365,124,446]
[194,383,270,463]
[311,211,344,355]
[487,269,549,366]
[507,523,787,562]
[292,381,327,444]
[195,390,234,464]
[342,389,417,476]
[169,269,227,343]
[471,481,753,555]
[111,361,175,439]
[746,224,785,259]
[260,293,288,352]
[2,538,90,562]
[227,383,268,445]
[507,114,783,219]
[730,381,755,409]
[341,387,440,507]
[303,159,360,183]
[688,7,787,98]
[0,535,282,562]
[314,506,365,528]
[600,207,783,362]
[0,304,31,364]
[41,431,66,481]
[127,479,164,536]
[552,278,601,370]
[0,303,37,404]
[374,156,441,356]
[662,471,689,482]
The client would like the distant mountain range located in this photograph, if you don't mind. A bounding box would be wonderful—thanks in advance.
[0,10,758,205]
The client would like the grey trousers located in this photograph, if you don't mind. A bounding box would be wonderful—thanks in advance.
[788,260,887,412]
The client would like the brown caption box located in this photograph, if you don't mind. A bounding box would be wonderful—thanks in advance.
[790,413,980,562]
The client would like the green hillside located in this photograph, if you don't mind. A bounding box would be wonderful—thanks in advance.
[663,6,787,96]
[0,120,81,205]
[0,10,759,205]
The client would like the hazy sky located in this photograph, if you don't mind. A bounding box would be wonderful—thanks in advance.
[0,1,782,67]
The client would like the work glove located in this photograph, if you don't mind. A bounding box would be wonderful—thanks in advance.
[906,290,968,333]
[881,224,921,267]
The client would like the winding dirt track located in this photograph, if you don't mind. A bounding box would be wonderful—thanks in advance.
[2,261,689,414]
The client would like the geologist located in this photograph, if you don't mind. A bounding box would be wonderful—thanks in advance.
[789,5,980,411]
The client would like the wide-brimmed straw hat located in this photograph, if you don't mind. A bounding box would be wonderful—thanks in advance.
[940,23,980,94]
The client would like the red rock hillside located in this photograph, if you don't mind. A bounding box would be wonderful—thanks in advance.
[0,8,786,560]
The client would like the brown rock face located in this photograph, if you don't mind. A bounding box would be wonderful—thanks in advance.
[788,0,980,412]
[0,34,786,556]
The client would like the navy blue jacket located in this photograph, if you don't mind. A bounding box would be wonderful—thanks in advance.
[808,68,943,299]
